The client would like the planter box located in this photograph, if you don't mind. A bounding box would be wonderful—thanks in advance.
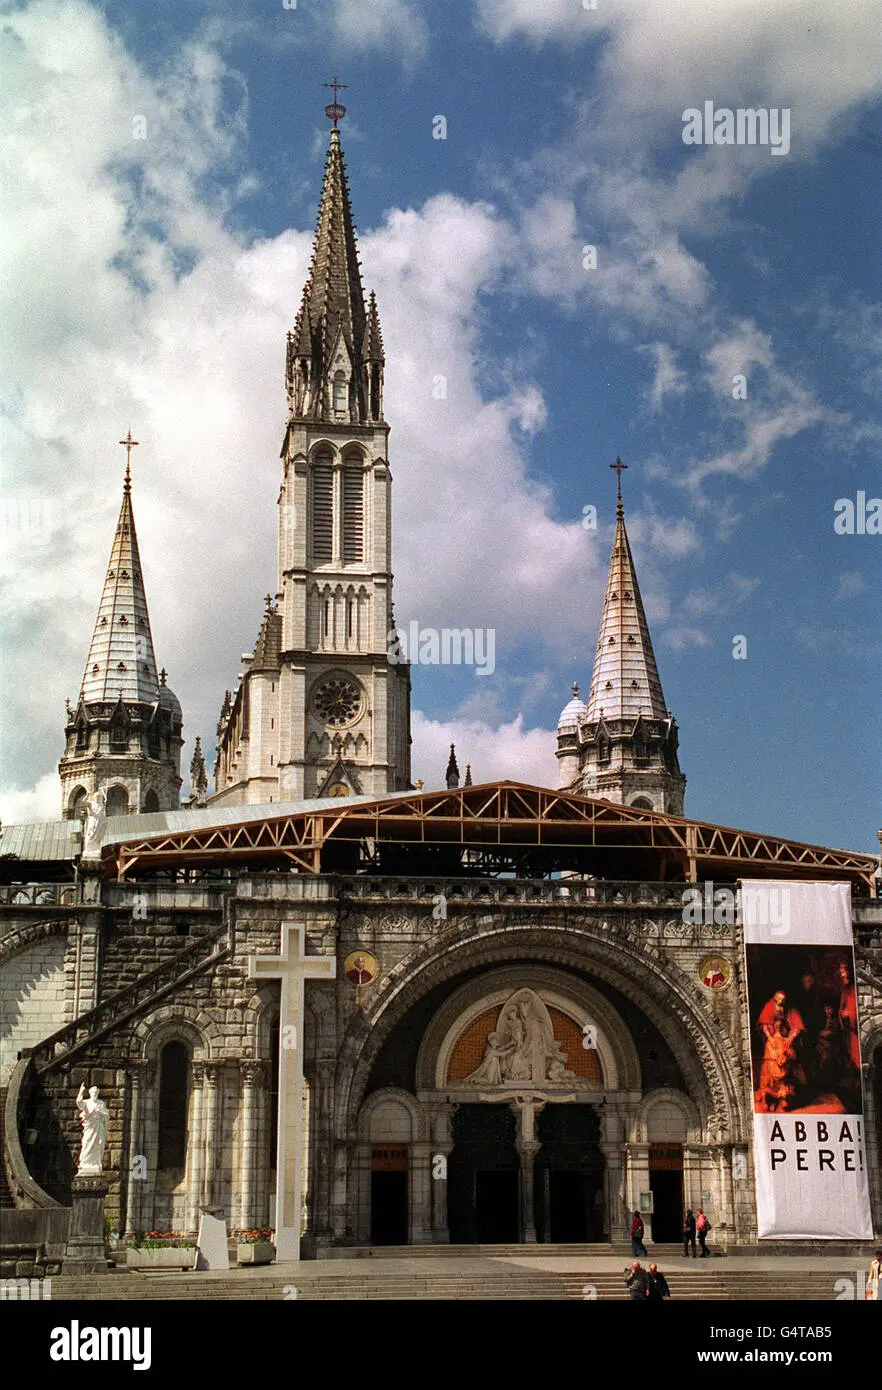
[126,1247,195,1270]
[237,1242,275,1266]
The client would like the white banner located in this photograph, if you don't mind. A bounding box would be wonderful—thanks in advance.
[741,880,873,1240]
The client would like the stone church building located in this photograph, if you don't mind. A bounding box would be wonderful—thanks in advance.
[1,121,880,1257]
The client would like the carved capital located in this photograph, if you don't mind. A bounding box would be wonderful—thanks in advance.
[241,1059,267,1088]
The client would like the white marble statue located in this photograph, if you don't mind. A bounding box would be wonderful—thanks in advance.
[75,1083,109,1175]
[82,788,106,857]
[463,989,576,1087]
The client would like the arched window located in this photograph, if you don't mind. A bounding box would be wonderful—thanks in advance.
[68,786,88,819]
[333,371,348,413]
[143,789,160,813]
[109,721,128,751]
[631,797,653,811]
[106,784,129,816]
[598,738,610,765]
[75,722,89,752]
[157,1041,189,1170]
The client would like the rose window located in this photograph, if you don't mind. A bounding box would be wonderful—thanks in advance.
[313,678,362,727]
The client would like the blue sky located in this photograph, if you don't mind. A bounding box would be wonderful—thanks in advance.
[1,0,879,853]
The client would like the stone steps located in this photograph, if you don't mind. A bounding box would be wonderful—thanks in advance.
[43,1265,857,1301]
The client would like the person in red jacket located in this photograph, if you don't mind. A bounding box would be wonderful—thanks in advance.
[696,1207,711,1257]
[631,1210,647,1256]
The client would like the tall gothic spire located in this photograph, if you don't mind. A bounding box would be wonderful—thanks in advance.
[556,460,685,814]
[285,125,385,423]
[79,465,161,705]
[584,465,668,723]
[59,441,183,819]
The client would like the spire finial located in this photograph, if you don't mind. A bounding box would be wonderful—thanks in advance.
[323,75,348,128]
[611,456,628,516]
[445,743,460,789]
[119,430,139,491]
[571,681,580,698]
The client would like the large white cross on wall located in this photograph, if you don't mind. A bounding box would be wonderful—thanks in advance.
[248,923,336,1261]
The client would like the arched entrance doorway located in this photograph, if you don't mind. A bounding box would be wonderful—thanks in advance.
[448,1104,519,1243]
[534,1104,604,1243]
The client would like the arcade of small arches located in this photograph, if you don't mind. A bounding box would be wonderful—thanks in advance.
[67,783,161,819]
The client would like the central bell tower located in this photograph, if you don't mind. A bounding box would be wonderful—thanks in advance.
[212,96,411,804]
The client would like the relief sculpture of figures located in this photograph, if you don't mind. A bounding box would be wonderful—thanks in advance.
[463,989,576,1086]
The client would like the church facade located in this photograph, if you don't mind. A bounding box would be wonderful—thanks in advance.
[1,121,880,1260]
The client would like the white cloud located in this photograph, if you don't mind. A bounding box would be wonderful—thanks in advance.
[411,709,558,791]
[639,342,688,411]
[332,0,428,63]
[834,572,866,602]
[0,2,608,815]
[475,0,595,44]
[662,627,712,653]
[477,0,882,154]
[0,774,60,826]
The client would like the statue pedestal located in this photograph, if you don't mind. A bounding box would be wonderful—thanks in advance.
[62,1174,110,1276]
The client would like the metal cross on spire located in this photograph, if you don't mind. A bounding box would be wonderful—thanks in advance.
[323,75,348,128]
[610,456,628,514]
[119,430,139,491]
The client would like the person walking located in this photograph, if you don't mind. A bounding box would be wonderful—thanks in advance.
[647,1263,671,1300]
[696,1207,711,1257]
[631,1209,647,1257]
[683,1208,697,1257]
[867,1251,881,1301]
[625,1260,650,1300]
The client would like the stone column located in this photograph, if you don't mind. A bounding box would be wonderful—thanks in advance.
[355,1142,372,1244]
[626,1142,651,1238]
[599,1101,629,1242]
[310,1060,336,1239]
[187,1062,205,1233]
[202,1063,221,1209]
[511,1097,544,1244]
[682,1142,702,1214]
[409,1141,434,1245]
[515,1142,540,1243]
[124,1064,145,1237]
[239,1061,265,1231]
[715,1143,734,1246]
[429,1104,455,1244]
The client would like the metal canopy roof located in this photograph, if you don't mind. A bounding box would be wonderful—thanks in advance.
[93,781,877,893]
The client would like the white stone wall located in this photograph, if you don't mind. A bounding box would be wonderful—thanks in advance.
[0,936,68,1083]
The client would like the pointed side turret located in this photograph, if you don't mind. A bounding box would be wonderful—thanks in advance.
[59,448,183,818]
[445,744,460,790]
[558,462,686,814]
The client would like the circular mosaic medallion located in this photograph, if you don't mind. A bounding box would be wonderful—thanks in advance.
[313,676,363,728]
[344,950,378,986]
[699,955,732,990]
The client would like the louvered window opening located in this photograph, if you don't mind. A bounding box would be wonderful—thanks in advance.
[312,463,333,563]
[342,466,364,562]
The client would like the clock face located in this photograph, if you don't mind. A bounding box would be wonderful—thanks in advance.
[313,677,362,728]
